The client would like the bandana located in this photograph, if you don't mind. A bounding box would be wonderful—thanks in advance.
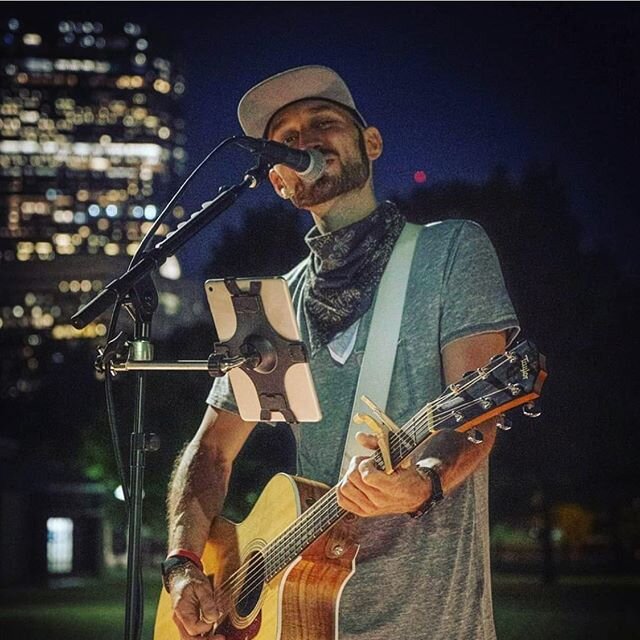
[303,201,405,354]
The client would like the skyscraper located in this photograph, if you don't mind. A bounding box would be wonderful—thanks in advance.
[0,16,189,401]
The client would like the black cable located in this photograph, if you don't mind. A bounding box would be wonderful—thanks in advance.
[98,135,244,640]
[103,298,131,507]
[103,299,144,640]
[129,136,239,268]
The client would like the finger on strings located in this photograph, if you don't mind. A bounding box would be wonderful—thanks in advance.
[173,611,213,640]
[194,580,218,626]
[355,431,379,450]
[175,595,215,636]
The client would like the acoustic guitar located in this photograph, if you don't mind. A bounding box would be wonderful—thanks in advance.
[154,340,546,640]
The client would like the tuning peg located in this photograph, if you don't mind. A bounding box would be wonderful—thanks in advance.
[507,383,522,396]
[496,417,512,431]
[523,400,542,418]
[480,397,493,410]
[467,429,484,444]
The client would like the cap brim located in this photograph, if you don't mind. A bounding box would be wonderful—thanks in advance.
[238,65,366,138]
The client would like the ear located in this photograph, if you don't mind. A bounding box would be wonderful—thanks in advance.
[363,126,383,161]
[268,167,290,199]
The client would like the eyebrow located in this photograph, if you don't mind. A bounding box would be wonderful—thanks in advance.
[268,104,350,137]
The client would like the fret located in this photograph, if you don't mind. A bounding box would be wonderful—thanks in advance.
[257,341,546,583]
[264,490,345,580]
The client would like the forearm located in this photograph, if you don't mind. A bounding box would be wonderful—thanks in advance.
[339,416,498,516]
[166,406,257,555]
[428,330,506,495]
[416,416,497,497]
[166,437,231,555]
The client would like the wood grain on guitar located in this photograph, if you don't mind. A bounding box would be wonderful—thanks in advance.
[154,340,547,640]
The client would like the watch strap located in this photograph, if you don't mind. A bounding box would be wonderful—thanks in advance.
[161,549,204,593]
[161,555,195,592]
[408,465,444,519]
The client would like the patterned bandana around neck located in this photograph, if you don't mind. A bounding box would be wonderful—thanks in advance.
[303,201,405,354]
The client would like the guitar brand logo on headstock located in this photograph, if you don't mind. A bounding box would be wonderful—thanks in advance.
[520,354,530,380]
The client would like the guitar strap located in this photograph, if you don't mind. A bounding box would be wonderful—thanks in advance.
[340,222,422,475]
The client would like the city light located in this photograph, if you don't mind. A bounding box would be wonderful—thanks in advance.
[0,17,186,400]
[22,33,42,46]
[159,255,181,281]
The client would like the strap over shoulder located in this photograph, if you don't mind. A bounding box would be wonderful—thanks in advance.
[340,222,423,474]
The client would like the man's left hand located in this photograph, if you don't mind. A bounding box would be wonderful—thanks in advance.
[336,433,430,517]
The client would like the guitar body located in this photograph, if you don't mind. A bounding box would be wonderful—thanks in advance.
[154,473,360,640]
[155,341,547,640]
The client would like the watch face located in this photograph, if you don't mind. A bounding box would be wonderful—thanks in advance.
[161,556,192,591]
[162,556,189,575]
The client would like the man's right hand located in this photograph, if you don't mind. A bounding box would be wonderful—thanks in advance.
[167,562,225,639]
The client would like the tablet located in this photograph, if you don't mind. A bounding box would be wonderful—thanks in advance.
[205,277,322,423]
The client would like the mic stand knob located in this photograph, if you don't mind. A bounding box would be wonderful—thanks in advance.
[95,331,129,375]
[206,351,253,378]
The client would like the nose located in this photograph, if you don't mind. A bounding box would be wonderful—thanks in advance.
[297,127,322,151]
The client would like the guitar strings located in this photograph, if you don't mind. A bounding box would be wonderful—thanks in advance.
[214,377,517,612]
[262,385,510,568]
[216,387,511,616]
[215,387,509,616]
[213,354,520,611]
[213,354,523,609]
[217,349,538,614]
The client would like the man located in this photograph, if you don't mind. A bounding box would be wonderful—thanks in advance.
[163,66,519,639]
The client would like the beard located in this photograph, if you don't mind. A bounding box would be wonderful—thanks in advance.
[290,131,370,209]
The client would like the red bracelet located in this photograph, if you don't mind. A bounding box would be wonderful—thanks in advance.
[166,548,203,572]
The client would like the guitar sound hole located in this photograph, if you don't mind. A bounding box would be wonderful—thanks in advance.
[236,551,265,618]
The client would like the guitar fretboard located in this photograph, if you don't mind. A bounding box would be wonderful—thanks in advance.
[264,487,345,581]
[218,341,545,608]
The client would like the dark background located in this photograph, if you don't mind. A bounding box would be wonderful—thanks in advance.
[2,1,639,576]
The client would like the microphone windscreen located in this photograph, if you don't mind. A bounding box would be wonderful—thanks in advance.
[297,149,326,183]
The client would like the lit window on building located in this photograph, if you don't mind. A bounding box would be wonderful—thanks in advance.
[23,33,42,46]
[47,517,73,574]
[0,17,185,403]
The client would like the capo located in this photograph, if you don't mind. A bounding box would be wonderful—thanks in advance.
[353,395,410,475]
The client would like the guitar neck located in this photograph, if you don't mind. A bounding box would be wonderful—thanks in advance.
[261,339,546,579]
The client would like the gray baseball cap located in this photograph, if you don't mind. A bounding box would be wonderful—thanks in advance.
[237,65,367,138]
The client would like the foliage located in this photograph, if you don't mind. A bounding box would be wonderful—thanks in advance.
[7,165,639,554]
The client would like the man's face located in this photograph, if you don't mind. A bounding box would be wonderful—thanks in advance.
[266,99,371,209]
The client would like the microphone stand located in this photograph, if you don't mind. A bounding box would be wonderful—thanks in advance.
[72,160,270,640]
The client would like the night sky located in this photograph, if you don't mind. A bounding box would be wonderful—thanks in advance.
[151,3,639,278]
[4,2,639,275]
[3,3,640,590]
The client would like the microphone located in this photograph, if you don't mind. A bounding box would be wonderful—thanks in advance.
[234,136,326,183]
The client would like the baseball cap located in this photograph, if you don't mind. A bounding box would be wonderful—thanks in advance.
[237,65,367,138]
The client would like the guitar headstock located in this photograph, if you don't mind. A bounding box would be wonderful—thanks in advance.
[431,340,547,436]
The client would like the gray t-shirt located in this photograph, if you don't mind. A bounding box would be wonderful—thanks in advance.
[208,219,519,639]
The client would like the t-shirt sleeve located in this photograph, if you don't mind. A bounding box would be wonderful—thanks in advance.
[440,221,520,350]
[206,373,239,414]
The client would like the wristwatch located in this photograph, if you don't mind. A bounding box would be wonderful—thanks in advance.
[408,463,444,519]
[161,555,197,593]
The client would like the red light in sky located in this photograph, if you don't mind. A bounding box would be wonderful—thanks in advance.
[413,170,427,184]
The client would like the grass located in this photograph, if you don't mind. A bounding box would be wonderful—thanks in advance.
[493,574,640,640]
[0,571,162,640]
[0,572,638,639]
